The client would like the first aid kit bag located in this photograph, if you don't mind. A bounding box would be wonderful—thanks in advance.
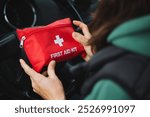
[16,18,85,72]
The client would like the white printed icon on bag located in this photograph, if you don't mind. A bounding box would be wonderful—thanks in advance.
[54,35,64,47]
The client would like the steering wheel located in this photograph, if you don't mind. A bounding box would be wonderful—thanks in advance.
[0,0,87,100]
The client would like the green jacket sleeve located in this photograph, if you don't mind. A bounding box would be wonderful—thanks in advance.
[84,79,132,100]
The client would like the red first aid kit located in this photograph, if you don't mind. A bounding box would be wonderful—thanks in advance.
[16,18,85,72]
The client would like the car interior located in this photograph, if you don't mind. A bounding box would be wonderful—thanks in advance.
[0,0,97,100]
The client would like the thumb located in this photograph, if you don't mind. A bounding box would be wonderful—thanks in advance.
[47,60,56,78]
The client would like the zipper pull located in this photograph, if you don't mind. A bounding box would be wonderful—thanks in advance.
[20,36,26,48]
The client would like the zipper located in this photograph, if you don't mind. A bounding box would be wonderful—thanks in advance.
[20,36,26,48]
[20,24,72,39]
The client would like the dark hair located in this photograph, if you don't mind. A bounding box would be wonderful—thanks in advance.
[89,0,150,51]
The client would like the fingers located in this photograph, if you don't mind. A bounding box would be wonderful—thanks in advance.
[20,59,57,80]
[47,60,56,78]
[73,20,91,39]
[72,32,88,45]
[19,59,37,78]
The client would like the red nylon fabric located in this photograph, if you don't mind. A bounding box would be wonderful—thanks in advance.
[17,18,85,72]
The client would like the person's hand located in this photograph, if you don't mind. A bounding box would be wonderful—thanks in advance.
[72,20,94,61]
[19,59,65,100]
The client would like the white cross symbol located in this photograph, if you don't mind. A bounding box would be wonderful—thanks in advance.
[54,35,64,47]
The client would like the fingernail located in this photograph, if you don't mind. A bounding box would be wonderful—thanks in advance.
[73,20,76,23]
[51,60,56,64]
[19,59,22,63]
